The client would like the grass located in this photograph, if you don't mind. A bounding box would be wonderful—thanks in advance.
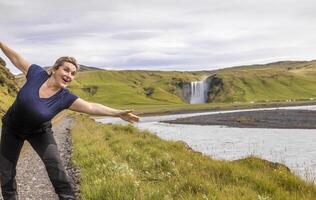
[7,59,316,117]
[70,114,316,200]
[122,100,316,116]
[0,58,18,120]
[214,61,316,103]
[62,60,316,116]
[2,59,316,198]
[68,70,204,106]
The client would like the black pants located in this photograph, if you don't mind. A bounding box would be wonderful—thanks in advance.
[0,124,75,200]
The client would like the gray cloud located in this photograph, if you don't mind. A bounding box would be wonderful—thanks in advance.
[1,0,316,74]
[109,31,162,40]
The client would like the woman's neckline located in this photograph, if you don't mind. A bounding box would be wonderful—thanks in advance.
[38,76,63,100]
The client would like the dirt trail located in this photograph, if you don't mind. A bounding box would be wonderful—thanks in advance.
[0,113,80,199]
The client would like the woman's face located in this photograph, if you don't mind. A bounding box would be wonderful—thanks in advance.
[53,62,77,88]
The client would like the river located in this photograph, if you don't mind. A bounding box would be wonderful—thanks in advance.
[93,105,316,183]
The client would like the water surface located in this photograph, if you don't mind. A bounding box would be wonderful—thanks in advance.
[94,105,316,182]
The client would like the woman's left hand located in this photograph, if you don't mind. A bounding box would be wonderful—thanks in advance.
[117,110,140,123]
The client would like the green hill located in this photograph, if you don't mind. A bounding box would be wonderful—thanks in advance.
[69,70,205,106]
[65,60,316,114]
[12,59,316,114]
[0,57,18,118]
[209,60,316,103]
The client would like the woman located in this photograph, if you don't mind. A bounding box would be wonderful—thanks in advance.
[0,41,140,200]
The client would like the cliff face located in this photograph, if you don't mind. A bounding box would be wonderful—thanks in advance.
[205,75,224,102]
[0,57,19,116]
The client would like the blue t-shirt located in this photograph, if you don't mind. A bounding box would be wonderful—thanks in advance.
[2,64,78,133]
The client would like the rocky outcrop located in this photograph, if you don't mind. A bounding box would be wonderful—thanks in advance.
[0,57,19,94]
[181,82,191,103]
[144,87,154,96]
[82,86,98,96]
[205,75,224,102]
[0,57,19,117]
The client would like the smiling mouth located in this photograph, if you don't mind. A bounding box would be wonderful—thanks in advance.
[62,77,70,83]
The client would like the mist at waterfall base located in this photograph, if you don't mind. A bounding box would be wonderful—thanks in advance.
[190,78,210,104]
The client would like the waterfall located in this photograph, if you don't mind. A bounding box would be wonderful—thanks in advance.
[190,79,209,104]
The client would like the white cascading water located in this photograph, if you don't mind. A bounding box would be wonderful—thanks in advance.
[190,79,209,104]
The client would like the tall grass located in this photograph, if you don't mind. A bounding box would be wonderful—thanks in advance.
[70,114,316,200]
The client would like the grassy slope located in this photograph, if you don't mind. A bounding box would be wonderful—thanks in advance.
[69,70,204,107]
[12,60,316,112]
[214,61,316,103]
[66,60,316,114]
[0,57,18,118]
[71,114,316,200]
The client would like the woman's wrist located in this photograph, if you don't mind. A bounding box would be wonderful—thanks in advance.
[111,109,120,117]
[115,110,124,117]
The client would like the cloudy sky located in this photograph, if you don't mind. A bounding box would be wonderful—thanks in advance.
[1,0,316,74]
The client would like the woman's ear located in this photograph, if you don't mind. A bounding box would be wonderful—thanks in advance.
[52,66,59,74]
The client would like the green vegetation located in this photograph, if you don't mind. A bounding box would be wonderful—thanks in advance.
[10,59,316,115]
[213,60,316,103]
[0,57,18,119]
[64,60,316,115]
[69,70,204,107]
[71,114,316,200]
[2,58,316,199]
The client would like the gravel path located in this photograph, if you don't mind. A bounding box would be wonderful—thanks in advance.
[0,116,80,200]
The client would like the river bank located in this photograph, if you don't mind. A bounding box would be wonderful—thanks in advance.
[138,100,316,117]
[163,109,316,129]
[71,114,316,199]
[94,105,316,184]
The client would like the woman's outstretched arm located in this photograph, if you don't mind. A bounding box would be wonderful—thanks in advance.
[0,42,30,75]
[69,98,140,123]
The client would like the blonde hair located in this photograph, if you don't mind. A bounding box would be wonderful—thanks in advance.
[48,56,80,75]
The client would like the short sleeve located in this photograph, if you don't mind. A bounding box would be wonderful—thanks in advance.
[61,89,79,109]
[26,64,46,80]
